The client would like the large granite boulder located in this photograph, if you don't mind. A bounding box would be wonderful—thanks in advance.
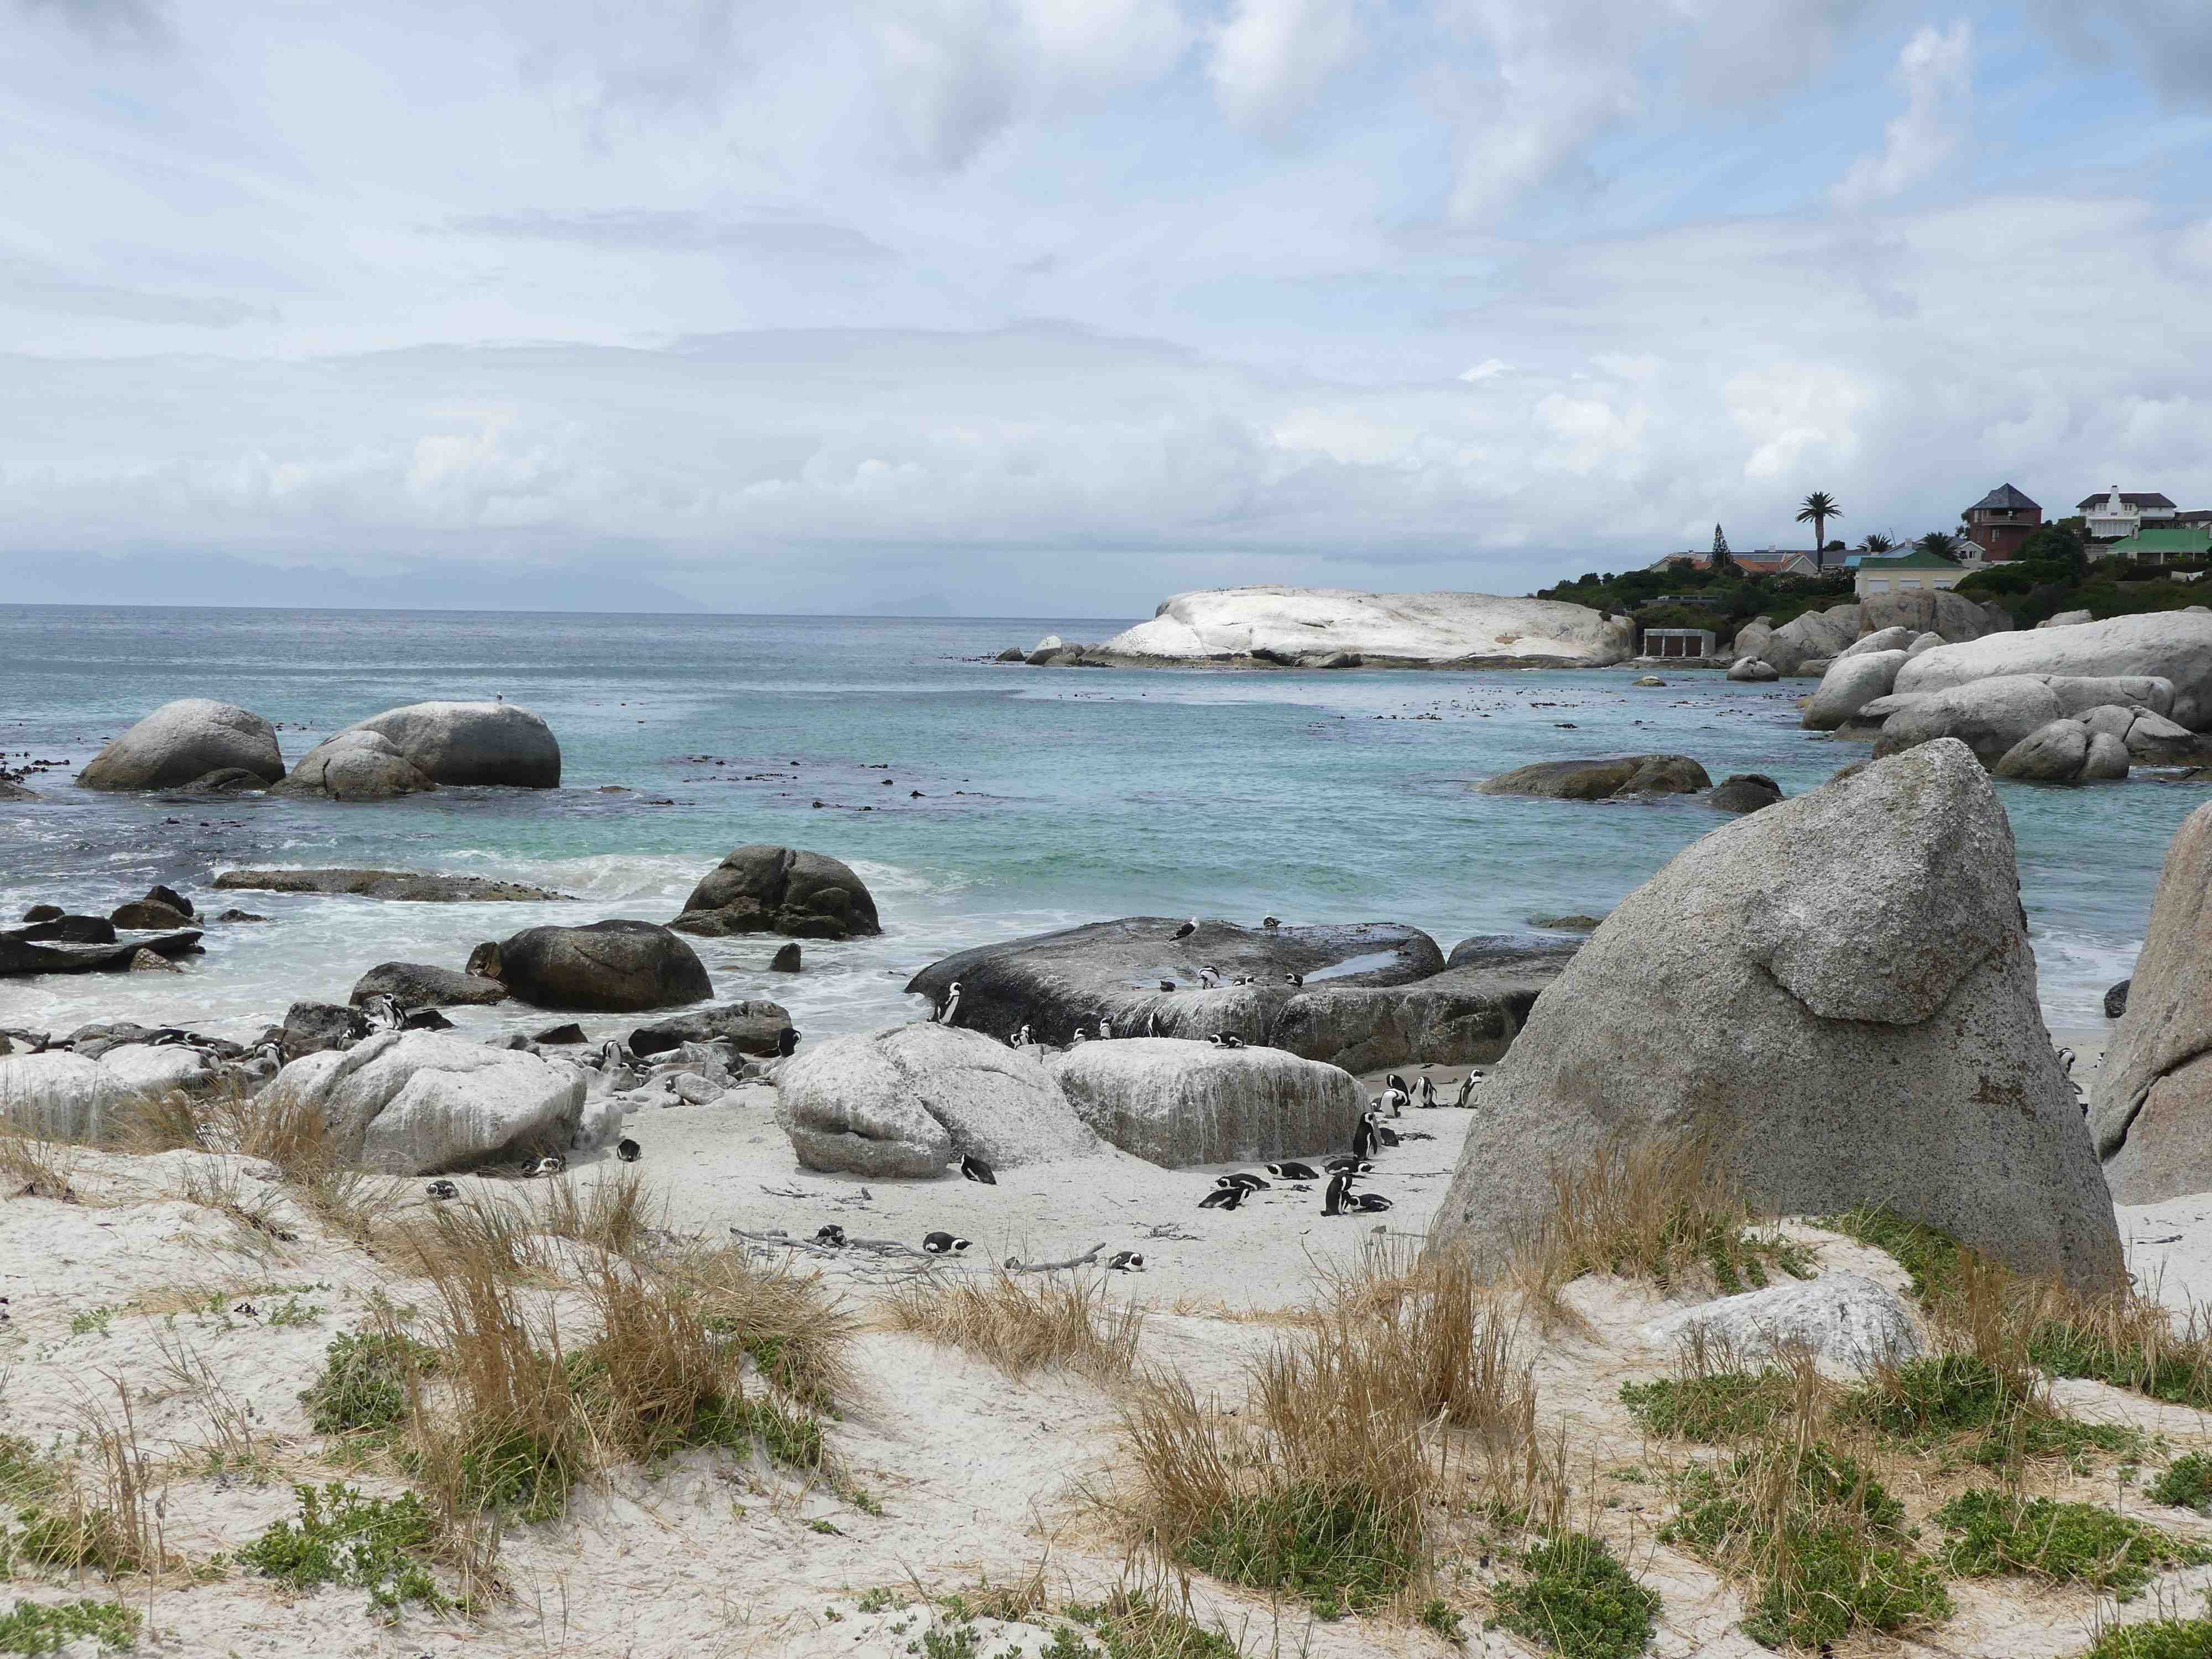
[0,1052,140,1142]
[334,701,560,788]
[1050,1039,1362,1167]
[671,846,881,940]
[1477,755,1712,800]
[1895,613,2212,729]
[477,920,711,1013]
[1431,739,2125,1291]
[1726,659,1778,682]
[1869,676,2065,764]
[629,1000,795,1059]
[1641,1273,1923,1374]
[774,1022,1099,1177]
[349,962,510,1009]
[1803,651,1909,731]
[2090,801,2212,1201]
[1858,588,2006,643]
[1839,627,1919,660]
[273,730,436,801]
[1097,587,1637,667]
[1741,605,1861,676]
[215,868,568,902]
[77,700,284,793]
[1994,719,2091,782]
[282,1000,371,1061]
[260,1032,585,1173]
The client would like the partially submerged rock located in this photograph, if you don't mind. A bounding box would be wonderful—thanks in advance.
[481,920,712,1013]
[2091,802,2212,1201]
[670,845,881,940]
[261,1032,585,1173]
[1097,587,1637,668]
[1478,755,1711,800]
[273,730,437,801]
[629,1000,795,1059]
[775,1023,1099,1177]
[333,701,561,788]
[77,699,285,792]
[1432,739,2125,1291]
[1052,1039,1362,1167]
[1802,651,1909,731]
[349,962,510,1009]
[1709,774,1784,814]
[1726,659,1777,682]
[0,926,202,977]
[214,868,570,902]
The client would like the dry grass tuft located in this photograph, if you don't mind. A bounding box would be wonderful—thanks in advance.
[884,1270,1146,1383]
[116,1085,208,1155]
[13,1381,177,1579]
[534,1168,662,1258]
[1505,1131,1812,1329]
[0,1131,80,1202]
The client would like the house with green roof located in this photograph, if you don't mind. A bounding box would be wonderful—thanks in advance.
[1852,547,1965,600]
[2107,525,2210,566]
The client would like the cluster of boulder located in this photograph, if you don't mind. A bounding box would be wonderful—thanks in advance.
[1477,755,1784,816]
[71,697,561,800]
[1729,591,2007,680]
[1796,612,2212,782]
[0,885,252,977]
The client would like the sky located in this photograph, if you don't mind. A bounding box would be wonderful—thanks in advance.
[2,0,2209,616]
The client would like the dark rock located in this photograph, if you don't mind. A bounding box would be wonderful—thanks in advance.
[994,648,1025,662]
[629,999,797,1059]
[280,1000,371,1060]
[349,962,511,1009]
[215,909,267,922]
[21,905,63,924]
[486,919,712,1012]
[405,1008,455,1031]
[1447,935,1587,972]
[1709,773,1786,815]
[179,768,268,795]
[2104,978,2131,1020]
[670,845,882,940]
[129,947,180,972]
[1477,754,1712,800]
[532,1022,588,1045]
[0,928,202,977]
[110,899,193,931]
[272,731,436,801]
[145,885,195,919]
[19,915,115,943]
[770,942,802,973]
[213,868,571,902]
[1525,914,1605,933]
[0,779,38,801]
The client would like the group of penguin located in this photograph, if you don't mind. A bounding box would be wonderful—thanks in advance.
[1199,1151,1392,1217]
[421,1135,645,1203]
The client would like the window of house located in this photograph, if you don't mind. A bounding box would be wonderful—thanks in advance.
[1900,579,1921,591]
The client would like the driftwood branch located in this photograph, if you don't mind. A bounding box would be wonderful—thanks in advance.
[1001,1242,1108,1274]
[731,1227,924,1259]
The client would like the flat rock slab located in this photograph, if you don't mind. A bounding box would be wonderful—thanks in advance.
[1096,586,1637,667]
[0,929,202,976]
[215,868,572,901]
[1641,1273,1924,1375]
[909,919,1572,1072]
[630,1000,796,1058]
[1051,1039,1363,1167]
[1477,755,1712,800]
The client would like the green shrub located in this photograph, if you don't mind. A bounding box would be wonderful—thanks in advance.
[2080,1619,2212,1659]
[0,1598,139,1654]
[452,1431,577,1524]
[1619,1373,1795,1443]
[1841,1355,2138,1465]
[301,1331,428,1436]
[692,1394,826,1469]
[1178,1483,1415,1619]
[2151,1453,2212,1513]
[238,1481,446,1612]
[1819,1208,1962,1305]
[10,1508,144,1577]
[1934,1489,2210,1597]
[1060,1595,1236,1659]
[1490,1532,1658,1659]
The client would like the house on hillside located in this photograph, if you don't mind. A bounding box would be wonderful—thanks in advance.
[1645,548,1819,576]
[2081,488,2178,541]
[2106,526,2211,566]
[1853,549,1965,599]
[1963,484,2041,561]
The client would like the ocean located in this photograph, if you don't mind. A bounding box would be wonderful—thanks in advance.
[0,604,2169,1045]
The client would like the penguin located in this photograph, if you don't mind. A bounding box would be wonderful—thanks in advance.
[1419,1074,1439,1110]
[1217,1172,1270,1192]
[1266,1161,1321,1182]
[1107,1250,1145,1272]
[1385,1071,1411,1100]
[425,1179,460,1201]
[922,1231,971,1255]
[1159,979,1177,992]
[1450,1073,1479,1108]
[531,1154,567,1178]
[1322,1170,1355,1217]
[1232,974,1254,987]
[1323,1155,1376,1174]
[1262,915,1281,930]
[1070,1026,1090,1046]
[1352,1116,1375,1160]
[1197,1185,1246,1211]
[1351,1189,1393,1214]
[959,1152,997,1186]
[1285,972,1305,988]
[815,1224,847,1248]
[935,982,963,1027]
[778,1027,802,1058]
[1377,1087,1409,1118]
[1099,1018,1114,1041]
[616,1138,641,1163]
[364,993,408,1034]
[1172,917,1198,940]
[1198,966,1220,988]
[1010,1024,1032,1049]
[1364,1110,1402,1148]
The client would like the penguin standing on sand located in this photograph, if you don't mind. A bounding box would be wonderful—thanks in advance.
[1419,1074,1438,1110]
[616,1138,641,1163]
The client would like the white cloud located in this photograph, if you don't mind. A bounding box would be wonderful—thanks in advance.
[1458,358,1511,382]
[1208,0,1362,138]
[1833,21,1974,209]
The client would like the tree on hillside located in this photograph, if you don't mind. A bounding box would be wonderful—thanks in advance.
[1711,524,1733,571]
[1797,491,1843,572]
[1860,531,1894,552]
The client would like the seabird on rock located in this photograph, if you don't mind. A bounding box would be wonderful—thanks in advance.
[922,1231,971,1255]
[1285,972,1304,988]
[1197,1185,1246,1211]
[959,1152,997,1185]
[1107,1251,1145,1272]
[425,1179,460,1201]
[1206,1032,1245,1050]
[616,1138,641,1163]
[1172,917,1198,940]
[1266,1161,1321,1181]
[778,1027,801,1058]
[1099,1018,1114,1040]
[934,982,963,1026]
[1010,1024,1032,1048]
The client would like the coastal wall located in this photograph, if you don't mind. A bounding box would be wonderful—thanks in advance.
[1093,586,1637,669]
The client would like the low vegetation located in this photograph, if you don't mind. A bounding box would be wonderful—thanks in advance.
[2080,1620,2212,1659]
[1839,1354,2139,1468]
[0,1598,140,1655]
[1489,1531,1660,1659]
[301,1328,431,1437]
[1934,1489,2210,1597]
[2150,1453,2212,1514]
[1532,560,1855,638]
[240,1481,448,1611]
[885,1269,1145,1382]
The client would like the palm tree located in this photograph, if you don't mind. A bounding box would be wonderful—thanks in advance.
[1860,532,1894,553]
[1917,530,1957,558]
[1797,491,1843,572]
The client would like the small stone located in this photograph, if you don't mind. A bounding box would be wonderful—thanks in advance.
[770,943,802,973]
[128,948,180,973]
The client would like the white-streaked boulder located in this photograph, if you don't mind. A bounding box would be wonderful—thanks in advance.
[1098,587,1636,666]
[1895,612,2212,728]
[1051,1039,1364,1167]
[260,1032,586,1174]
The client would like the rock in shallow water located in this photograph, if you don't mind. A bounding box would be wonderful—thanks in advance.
[483,920,711,1013]
[1433,738,2125,1291]
[77,699,285,793]
[1477,755,1712,800]
[349,962,510,1010]
[214,868,570,902]
[336,700,561,788]
[273,729,436,801]
[670,844,880,940]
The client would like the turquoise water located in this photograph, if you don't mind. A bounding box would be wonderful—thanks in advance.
[0,604,2176,1043]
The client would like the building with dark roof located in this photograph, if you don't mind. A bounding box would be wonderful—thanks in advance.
[1964,483,2041,561]
[2080,488,2178,540]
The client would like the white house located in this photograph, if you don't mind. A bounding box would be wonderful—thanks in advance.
[2080,488,2178,542]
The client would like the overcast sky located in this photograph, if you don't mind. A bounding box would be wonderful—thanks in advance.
[3,0,2208,615]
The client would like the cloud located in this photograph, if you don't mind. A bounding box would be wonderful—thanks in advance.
[1458,358,1511,382]
[0,257,273,326]
[445,210,896,262]
[1833,21,1974,209]
[2028,0,2212,107]
[1207,0,1363,138]
[14,0,169,46]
